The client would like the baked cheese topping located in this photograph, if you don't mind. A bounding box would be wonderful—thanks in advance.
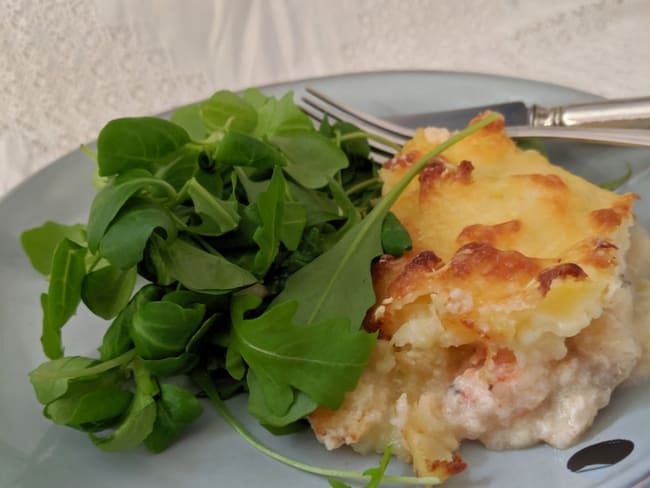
[308,113,650,482]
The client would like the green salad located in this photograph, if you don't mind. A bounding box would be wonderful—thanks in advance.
[21,88,496,486]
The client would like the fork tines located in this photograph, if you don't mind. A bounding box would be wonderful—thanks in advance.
[301,87,650,149]
[299,88,414,162]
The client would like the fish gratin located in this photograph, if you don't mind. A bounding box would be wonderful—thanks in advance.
[308,113,650,482]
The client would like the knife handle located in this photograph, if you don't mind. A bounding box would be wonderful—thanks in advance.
[531,97,650,129]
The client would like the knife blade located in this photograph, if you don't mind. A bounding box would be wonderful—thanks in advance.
[386,102,529,131]
[383,97,650,131]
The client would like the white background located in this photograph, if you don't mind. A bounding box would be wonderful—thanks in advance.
[2,0,649,197]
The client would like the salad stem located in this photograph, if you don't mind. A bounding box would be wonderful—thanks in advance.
[192,370,441,486]
[376,113,498,214]
[344,177,381,196]
[337,131,402,152]
[37,349,137,381]
[86,254,104,273]
[193,235,220,255]
[80,144,98,161]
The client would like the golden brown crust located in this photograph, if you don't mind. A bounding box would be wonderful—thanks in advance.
[383,148,424,170]
[537,263,588,296]
[310,111,640,484]
[418,158,474,198]
[424,453,467,478]
[457,219,522,248]
[590,196,638,232]
[447,242,542,281]
[389,250,444,294]
[375,109,637,342]
[523,173,568,190]
[381,116,636,260]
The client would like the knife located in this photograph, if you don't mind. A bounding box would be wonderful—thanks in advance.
[384,97,650,131]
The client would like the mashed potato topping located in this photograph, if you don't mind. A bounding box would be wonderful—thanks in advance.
[308,114,650,482]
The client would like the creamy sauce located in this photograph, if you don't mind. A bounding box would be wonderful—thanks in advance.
[309,225,650,480]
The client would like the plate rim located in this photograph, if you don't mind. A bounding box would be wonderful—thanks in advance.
[2,69,647,488]
[251,67,605,100]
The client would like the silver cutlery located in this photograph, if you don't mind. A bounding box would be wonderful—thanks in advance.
[379,96,650,131]
[300,88,650,162]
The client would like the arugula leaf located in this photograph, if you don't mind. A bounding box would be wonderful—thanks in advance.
[44,369,132,431]
[200,90,258,133]
[162,292,228,321]
[274,114,499,327]
[235,167,271,203]
[271,130,349,189]
[381,212,412,257]
[214,202,263,251]
[245,90,313,137]
[241,87,269,109]
[87,175,177,253]
[246,371,317,428]
[326,177,362,242]
[161,290,206,307]
[156,151,200,191]
[185,178,240,236]
[186,313,219,351]
[225,343,246,380]
[141,236,176,287]
[286,182,342,226]
[253,168,306,275]
[279,201,307,251]
[148,235,257,293]
[41,239,87,359]
[81,264,137,319]
[99,202,178,269]
[515,137,548,157]
[98,285,164,361]
[228,295,375,420]
[213,131,287,169]
[21,222,86,275]
[90,358,158,452]
[97,117,190,176]
[328,480,351,488]
[141,353,199,377]
[29,350,135,404]
[46,387,132,432]
[320,119,371,159]
[271,211,379,327]
[170,103,209,141]
[236,162,341,226]
[599,162,633,190]
[328,446,394,488]
[264,226,327,296]
[30,356,98,404]
[131,300,205,359]
[144,383,203,453]
[360,445,393,488]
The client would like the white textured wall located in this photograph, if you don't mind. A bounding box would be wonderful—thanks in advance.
[2,0,649,196]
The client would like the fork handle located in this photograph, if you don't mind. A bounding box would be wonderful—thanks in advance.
[531,97,650,129]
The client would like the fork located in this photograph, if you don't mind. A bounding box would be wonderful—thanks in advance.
[300,88,650,162]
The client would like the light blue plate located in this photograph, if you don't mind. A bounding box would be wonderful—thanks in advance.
[1,71,649,488]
